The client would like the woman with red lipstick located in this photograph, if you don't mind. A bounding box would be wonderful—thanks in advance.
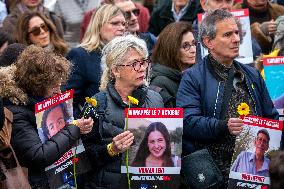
[150,22,196,107]
[15,11,68,56]
[82,35,164,188]
[131,122,175,167]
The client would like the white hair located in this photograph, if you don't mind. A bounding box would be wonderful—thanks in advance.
[100,35,149,91]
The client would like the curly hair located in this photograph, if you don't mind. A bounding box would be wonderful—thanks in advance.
[15,11,68,56]
[131,122,174,167]
[14,45,72,97]
[152,22,194,72]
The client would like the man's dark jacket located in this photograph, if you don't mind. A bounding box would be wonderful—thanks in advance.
[148,0,202,36]
[176,56,279,156]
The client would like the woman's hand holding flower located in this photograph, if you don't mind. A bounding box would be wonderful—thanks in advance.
[73,117,94,134]
[112,131,134,154]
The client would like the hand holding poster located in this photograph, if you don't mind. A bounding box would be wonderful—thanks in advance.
[121,108,183,189]
[35,90,90,189]
[228,116,283,188]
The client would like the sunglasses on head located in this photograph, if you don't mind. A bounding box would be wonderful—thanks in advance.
[28,23,49,36]
[124,8,140,20]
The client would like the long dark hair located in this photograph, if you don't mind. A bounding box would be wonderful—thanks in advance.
[131,122,174,167]
[15,11,68,56]
[152,22,193,71]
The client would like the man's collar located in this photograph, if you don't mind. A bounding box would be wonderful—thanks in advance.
[171,1,190,20]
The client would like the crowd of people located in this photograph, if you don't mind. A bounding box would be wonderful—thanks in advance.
[0,0,284,188]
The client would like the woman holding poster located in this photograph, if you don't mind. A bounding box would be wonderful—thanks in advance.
[131,122,174,167]
[0,45,93,189]
[82,35,164,189]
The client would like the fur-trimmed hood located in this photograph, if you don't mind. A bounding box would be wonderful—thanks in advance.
[0,65,28,105]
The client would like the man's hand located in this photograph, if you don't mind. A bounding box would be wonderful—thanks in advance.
[260,19,277,36]
[227,118,244,135]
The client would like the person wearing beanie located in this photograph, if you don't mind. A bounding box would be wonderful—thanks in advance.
[0,43,26,67]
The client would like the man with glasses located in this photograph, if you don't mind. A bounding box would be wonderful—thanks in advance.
[231,129,271,177]
[80,0,150,40]
[115,0,157,52]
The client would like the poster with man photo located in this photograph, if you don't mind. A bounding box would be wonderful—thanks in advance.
[263,56,284,120]
[35,90,90,189]
[228,116,283,189]
[198,9,253,64]
[121,108,183,189]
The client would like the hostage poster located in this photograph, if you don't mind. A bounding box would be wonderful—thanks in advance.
[228,116,283,189]
[198,9,253,64]
[263,56,284,120]
[121,108,183,189]
[35,89,90,189]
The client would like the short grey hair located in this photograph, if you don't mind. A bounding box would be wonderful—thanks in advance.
[199,9,242,49]
[100,35,149,91]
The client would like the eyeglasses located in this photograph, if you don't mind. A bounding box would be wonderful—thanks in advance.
[118,58,150,71]
[124,9,140,20]
[28,23,49,36]
[108,20,127,27]
[181,41,197,51]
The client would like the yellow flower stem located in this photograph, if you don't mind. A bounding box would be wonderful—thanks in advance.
[125,103,131,189]
[82,107,90,118]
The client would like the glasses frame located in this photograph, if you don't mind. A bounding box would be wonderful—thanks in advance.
[181,41,197,51]
[124,8,140,20]
[28,23,49,36]
[117,58,151,71]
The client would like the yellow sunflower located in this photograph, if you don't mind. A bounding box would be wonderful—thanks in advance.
[237,103,250,116]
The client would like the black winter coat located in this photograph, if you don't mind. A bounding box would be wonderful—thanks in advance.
[148,1,202,36]
[5,98,80,189]
[82,83,164,189]
[150,63,182,107]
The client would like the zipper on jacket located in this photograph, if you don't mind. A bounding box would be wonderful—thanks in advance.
[213,81,222,117]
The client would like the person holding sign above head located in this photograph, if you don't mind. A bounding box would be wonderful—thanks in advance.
[231,129,270,177]
[131,122,175,167]
[0,45,93,188]
[177,9,278,188]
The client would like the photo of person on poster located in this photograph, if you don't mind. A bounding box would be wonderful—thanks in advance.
[131,122,180,167]
[41,102,70,139]
[231,129,270,176]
